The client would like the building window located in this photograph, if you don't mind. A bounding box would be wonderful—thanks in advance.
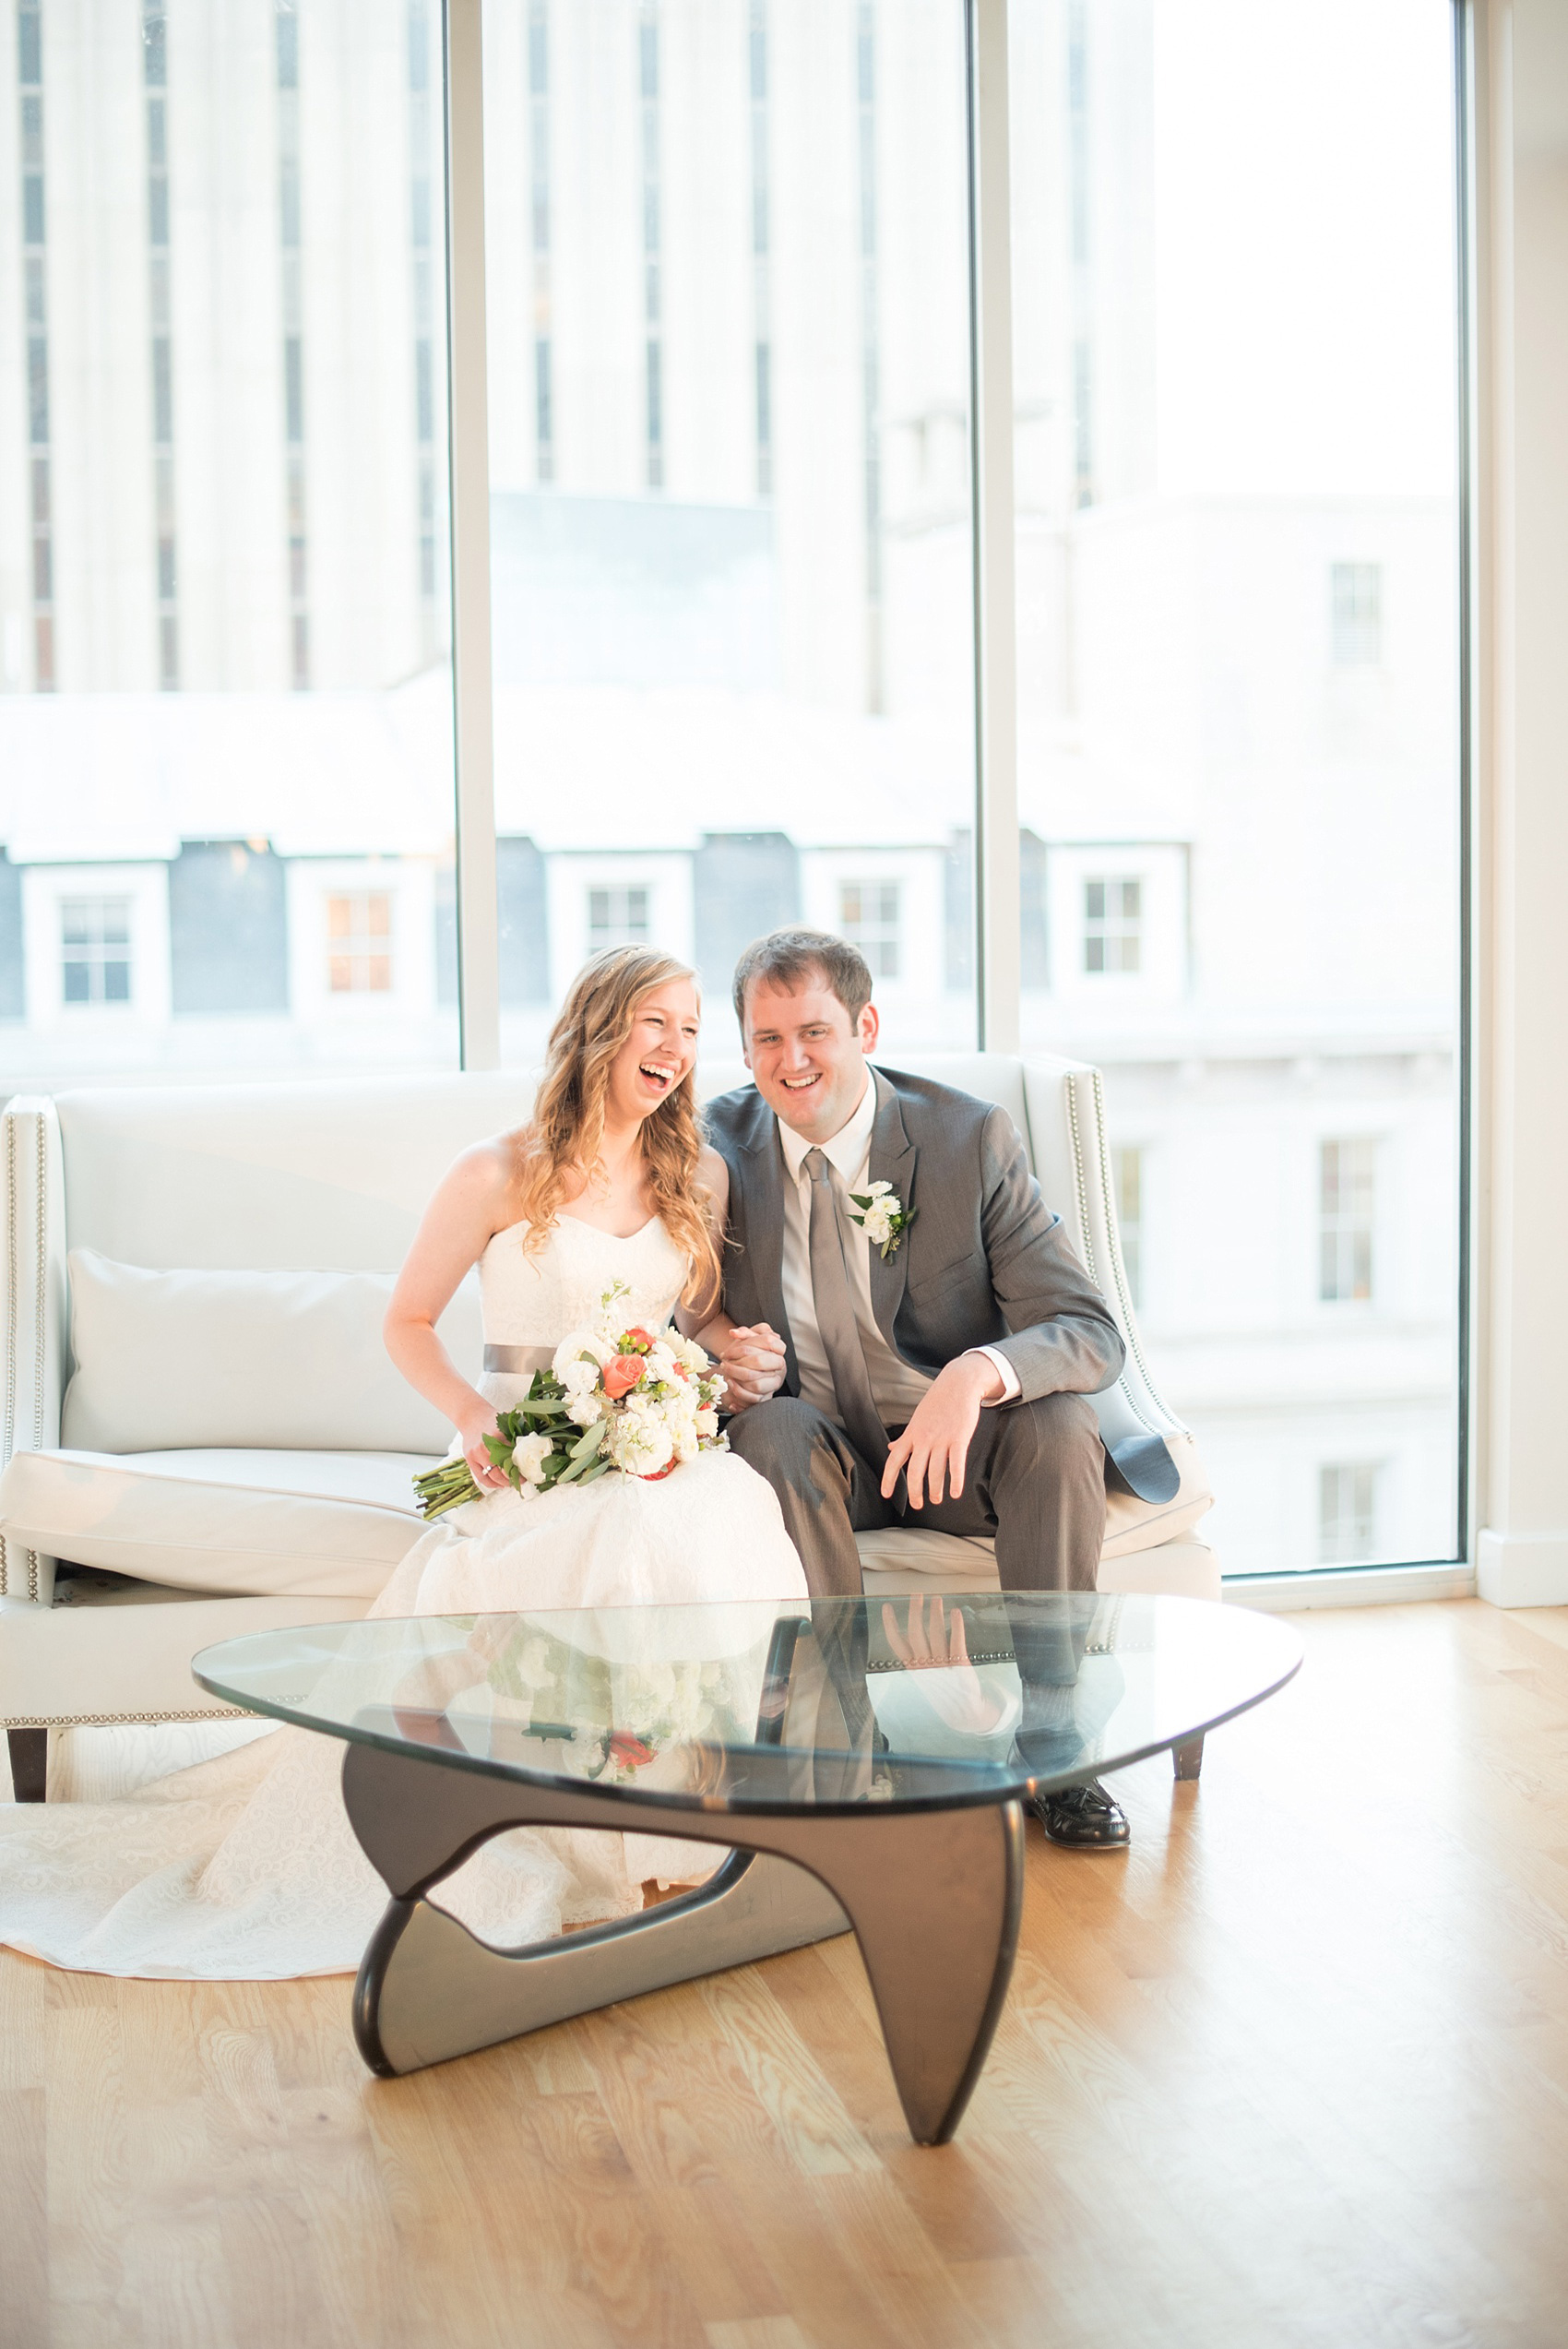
[327,891,393,992]
[638,1,662,490]
[18,0,54,691]
[588,885,651,952]
[144,2,178,688]
[1331,562,1382,666]
[1084,877,1140,974]
[1320,1138,1375,1303]
[1319,1462,1379,1564]
[528,0,553,485]
[277,1,309,688]
[749,0,771,496]
[409,0,440,602]
[839,879,900,978]
[62,898,132,1004]
[856,0,881,711]
[1112,1145,1142,1308]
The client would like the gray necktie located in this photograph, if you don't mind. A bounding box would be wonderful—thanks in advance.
[804,1147,888,1469]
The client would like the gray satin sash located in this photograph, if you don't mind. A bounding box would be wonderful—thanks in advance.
[483,1343,556,1377]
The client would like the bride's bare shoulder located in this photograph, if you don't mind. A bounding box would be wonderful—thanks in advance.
[438,1134,525,1221]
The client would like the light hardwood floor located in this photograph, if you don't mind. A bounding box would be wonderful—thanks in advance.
[6,1596,1568,2349]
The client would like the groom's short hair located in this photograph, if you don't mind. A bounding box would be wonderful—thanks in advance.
[732,927,873,1031]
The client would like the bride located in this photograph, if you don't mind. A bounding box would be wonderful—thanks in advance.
[0,947,808,1978]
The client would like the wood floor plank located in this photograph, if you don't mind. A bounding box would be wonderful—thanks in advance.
[575,1974,800,2188]
[0,1951,49,2349]
[696,1963,881,2178]
[704,2320,816,2349]
[45,1985,144,2349]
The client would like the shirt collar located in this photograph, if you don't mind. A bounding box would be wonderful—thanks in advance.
[777,1067,877,1187]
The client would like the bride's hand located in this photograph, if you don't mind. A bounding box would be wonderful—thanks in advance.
[457,1406,511,1490]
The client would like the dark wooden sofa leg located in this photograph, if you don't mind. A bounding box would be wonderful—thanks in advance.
[6,1726,48,1803]
[1172,1735,1204,1783]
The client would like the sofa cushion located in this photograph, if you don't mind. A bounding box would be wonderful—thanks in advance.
[0,1448,435,1601]
[62,1250,481,1456]
[854,1526,1221,1602]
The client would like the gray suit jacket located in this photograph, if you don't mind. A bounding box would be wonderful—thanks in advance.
[704,1065,1177,1503]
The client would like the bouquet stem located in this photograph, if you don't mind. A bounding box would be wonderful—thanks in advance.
[413,1458,483,1520]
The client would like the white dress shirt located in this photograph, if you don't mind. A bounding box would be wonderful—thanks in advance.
[774,1070,1021,1434]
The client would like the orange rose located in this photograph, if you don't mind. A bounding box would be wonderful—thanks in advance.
[602,1353,646,1400]
[622,1327,656,1353]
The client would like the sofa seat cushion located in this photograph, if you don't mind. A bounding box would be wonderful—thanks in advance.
[0,1448,436,1602]
[854,1525,1221,1602]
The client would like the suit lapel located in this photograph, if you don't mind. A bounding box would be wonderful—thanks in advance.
[866,1067,916,1351]
[736,1095,798,1390]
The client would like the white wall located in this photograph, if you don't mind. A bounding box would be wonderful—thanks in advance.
[1475,0,1568,1602]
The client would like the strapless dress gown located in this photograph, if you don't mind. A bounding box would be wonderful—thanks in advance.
[0,1213,807,1978]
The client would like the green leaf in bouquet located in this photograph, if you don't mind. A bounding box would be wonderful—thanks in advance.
[552,1421,607,1485]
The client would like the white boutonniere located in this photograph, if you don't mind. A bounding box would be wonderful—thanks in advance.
[848,1180,916,1260]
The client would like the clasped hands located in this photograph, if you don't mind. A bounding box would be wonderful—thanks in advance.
[713,1320,790,1410]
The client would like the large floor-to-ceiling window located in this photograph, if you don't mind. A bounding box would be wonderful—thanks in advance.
[1008,0,1463,1575]
[0,0,459,1085]
[480,0,979,1065]
[0,0,1466,1580]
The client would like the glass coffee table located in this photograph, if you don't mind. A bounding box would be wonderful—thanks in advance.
[195,1591,1300,2145]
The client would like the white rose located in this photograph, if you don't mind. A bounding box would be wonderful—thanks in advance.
[671,1333,709,1374]
[552,1331,612,1383]
[695,1406,719,1438]
[645,1341,679,1387]
[863,1180,894,1200]
[511,1431,555,1486]
[861,1201,896,1246]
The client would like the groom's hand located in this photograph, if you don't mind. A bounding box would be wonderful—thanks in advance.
[882,1353,1003,1508]
[718,1323,788,1413]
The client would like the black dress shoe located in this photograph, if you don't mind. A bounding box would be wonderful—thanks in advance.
[1028,1779,1130,1849]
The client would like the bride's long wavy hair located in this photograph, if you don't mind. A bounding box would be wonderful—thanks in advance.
[514,946,719,1308]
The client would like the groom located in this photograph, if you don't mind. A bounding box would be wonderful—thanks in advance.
[704,926,1135,1851]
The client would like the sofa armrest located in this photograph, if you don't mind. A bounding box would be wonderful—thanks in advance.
[0,1097,66,1604]
[1018,1059,1216,1541]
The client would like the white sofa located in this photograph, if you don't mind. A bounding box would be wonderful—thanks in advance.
[0,1054,1216,1801]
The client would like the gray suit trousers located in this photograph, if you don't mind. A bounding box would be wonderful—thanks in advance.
[725,1390,1106,1599]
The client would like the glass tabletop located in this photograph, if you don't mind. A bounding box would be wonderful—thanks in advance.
[193,1592,1301,1817]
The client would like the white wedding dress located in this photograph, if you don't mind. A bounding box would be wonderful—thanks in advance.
[0,1213,807,1979]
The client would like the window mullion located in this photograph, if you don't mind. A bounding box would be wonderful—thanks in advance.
[443,0,501,1070]
[967,0,1020,1054]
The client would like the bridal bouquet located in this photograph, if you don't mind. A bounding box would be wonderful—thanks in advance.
[413,1282,727,1520]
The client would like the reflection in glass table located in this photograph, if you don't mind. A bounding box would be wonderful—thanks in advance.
[196,1592,1301,2145]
